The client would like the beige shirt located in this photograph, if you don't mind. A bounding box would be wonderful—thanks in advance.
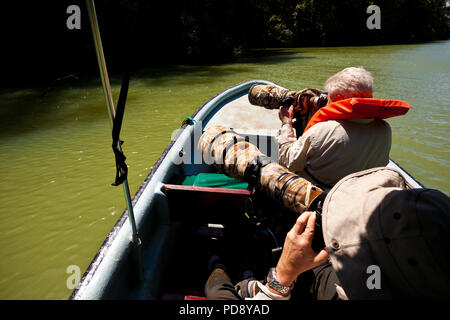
[276,119,391,187]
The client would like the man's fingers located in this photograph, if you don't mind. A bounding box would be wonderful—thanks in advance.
[302,211,317,241]
[313,249,329,266]
[293,211,312,235]
[288,105,294,119]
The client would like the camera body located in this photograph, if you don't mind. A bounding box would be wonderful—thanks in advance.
[307,189,329,252]
[279,92,328,137]
[280,92,328,115]
[280,96,295,108]
[314,92,329,109]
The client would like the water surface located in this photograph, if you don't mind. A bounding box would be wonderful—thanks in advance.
[0,41,449,299]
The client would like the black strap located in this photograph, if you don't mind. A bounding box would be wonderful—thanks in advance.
[243,155,272,189]
[111,71,130,186]
[273,172,288,200]
[308,188,330,253]
[220,136,248,172]
[205,129,237,163]
[109,0,145,187]
[208,129,238,146]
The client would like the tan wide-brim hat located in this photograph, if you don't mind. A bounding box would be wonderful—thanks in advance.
[322,167,450,299]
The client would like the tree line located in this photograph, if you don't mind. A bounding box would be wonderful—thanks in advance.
[1,0,448,88]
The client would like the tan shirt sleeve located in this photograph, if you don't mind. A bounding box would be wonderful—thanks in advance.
[276,124,314,174]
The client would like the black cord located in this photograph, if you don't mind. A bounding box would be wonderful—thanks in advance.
[111,71,130,186]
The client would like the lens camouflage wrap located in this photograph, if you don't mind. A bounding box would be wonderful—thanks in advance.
[199,125,323,213]
[248,84,323,110]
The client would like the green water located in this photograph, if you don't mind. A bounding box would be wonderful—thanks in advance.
[0,41,449,299]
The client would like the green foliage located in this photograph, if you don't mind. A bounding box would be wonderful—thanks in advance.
[143,0,448,56]
[2,0,448,87]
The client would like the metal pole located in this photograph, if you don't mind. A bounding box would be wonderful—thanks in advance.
[86,0,144,280]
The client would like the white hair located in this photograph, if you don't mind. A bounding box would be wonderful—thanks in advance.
[324,67,373,101]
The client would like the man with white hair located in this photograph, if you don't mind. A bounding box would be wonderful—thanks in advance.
[277,66,410,188]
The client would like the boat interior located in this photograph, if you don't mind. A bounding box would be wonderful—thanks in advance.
[157,91,315,300]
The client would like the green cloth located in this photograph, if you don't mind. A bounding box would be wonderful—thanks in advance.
[182,173,248,190]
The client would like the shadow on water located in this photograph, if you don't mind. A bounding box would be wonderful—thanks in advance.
[133,48,314,84]
[0,48,314,139]
[236,48,315,65]
[0,82,106,140]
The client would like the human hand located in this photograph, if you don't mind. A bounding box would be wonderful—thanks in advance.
[278,105,294,123]
[275,211,329,286]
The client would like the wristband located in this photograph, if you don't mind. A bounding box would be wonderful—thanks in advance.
[281,120,292,126]
[266,267,294,296]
